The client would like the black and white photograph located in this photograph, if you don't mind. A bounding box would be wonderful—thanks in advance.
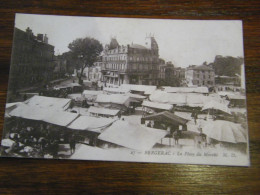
[0,13,249,166]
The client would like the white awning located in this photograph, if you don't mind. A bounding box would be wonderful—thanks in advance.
[9,104,79,126]
[119,84,156,95]
[68,116,115,133]
[227,94,246,100]
[163,86,209,94]
[67,93,84,101]
[103,87,129,94]
[42,111,79,127]
[142,100,173,111]
[98,120,167,151]
[88,106,120,116]
[82,90,103,96]
[150,91,226,107]
[9,104,48,121]
[96,94,130,106]
[24,95,71,110]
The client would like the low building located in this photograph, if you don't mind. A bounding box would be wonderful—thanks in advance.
[185,65,215,87]
[215,75,241,92]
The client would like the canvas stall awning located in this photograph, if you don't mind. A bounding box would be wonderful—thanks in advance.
[119,84,157,95]
[103,87,129,94]
[98,120,167,151]
[217,91,238,97]
[9,104,48,121]
[9,104,79,127]
[82,90,103,100]
[95,94,130,107]
[68,116,115,133]
[42,111,79,127]
[150,91,227,108]
[163,87,209,94]
[54,82,81,90]
[82,90,103,96]
[5,102,23,117]
[126,93,146,101]
[24,95,71,110]
[142,101,173,111]
[226,94,246,100]
[149,91,186,105]
[143,111,189,126]
[186,94,205,107]
[67,93,84,101]
[202,100,232,115]
[88,106,120,116]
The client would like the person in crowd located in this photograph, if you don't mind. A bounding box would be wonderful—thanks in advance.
[194,112,198,125]
[23,94,27,101]
[191,109,195,118]
[51,140,59,158]
[69,135,76,154]
[39,137,47,152]
[147,121,152,128]
[173,130,181,145]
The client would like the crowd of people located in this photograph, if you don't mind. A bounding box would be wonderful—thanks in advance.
[1,119,81,158]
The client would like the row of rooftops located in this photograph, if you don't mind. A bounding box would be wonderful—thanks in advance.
[15,27,53,49]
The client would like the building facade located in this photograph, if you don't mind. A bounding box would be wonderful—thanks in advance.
[159,62,186,87]
[9,27,55,92]
[185,65,215,87]
[101,36,160,87]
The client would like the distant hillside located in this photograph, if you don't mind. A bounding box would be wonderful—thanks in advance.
[212,55,244,76]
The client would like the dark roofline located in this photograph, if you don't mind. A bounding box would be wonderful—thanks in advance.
[187,65,213,71]
[143,111,189,125]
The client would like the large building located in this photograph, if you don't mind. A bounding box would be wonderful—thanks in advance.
[185,65,215,87]
[9,27,55,92]
[101,36,160,87]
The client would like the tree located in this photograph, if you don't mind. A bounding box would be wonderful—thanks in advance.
[108,38,119,50]
[68,37,103,83]
[212,55,244,76]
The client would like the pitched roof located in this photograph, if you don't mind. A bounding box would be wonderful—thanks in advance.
[142,101,173,111]
[9,104,79,126]
[88,106,120,116]
[143,111,189,125]
[98,120,167,151]
[120,84,156,95]
[96,94,130,106]
[129,44,147,49]
[24,95,71,110]
[163,87,209,94]
[67,116,115,133]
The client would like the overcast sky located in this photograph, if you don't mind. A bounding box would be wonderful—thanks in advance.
[15,13,244,68]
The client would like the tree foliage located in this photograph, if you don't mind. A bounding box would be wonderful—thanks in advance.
[68,37,103,82]
[212,55,244,76]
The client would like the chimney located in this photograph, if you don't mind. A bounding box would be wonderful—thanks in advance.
[37,34,44,42]
[43,34,48,44]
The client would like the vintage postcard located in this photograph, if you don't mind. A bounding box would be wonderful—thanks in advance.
[0,13,249,166]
